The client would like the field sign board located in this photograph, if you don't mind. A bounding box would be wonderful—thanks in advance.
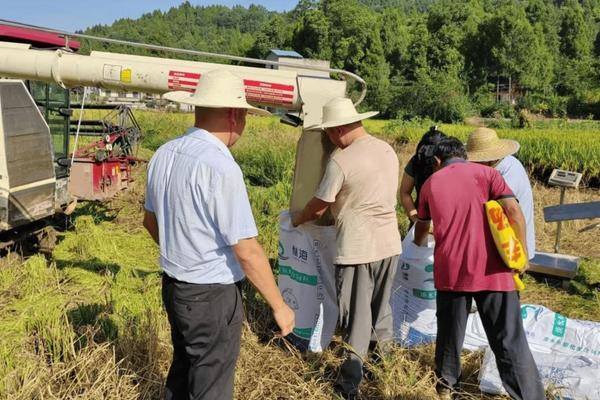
[544,201,600,223]
[548,169,583,188]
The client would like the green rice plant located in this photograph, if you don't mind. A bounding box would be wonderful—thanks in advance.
[135,110,194,151]
[382,120,600,185]
[247,180,294,260]
[0,256,76,395]
[233,139,296,187]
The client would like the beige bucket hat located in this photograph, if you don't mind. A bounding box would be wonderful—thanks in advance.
[163,70,271,116]
[315,97,378,129]
[466,127,520,162]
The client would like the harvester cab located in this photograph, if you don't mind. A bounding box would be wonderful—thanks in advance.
[0,20,368,235]
[0,23,144,234]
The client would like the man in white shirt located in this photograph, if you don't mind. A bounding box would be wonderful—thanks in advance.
[466,127,536,260]
[143,70,294,400]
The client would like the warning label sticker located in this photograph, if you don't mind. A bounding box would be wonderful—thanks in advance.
[103,64,122,81]
[244,80,294,106]
[167,70,201,91]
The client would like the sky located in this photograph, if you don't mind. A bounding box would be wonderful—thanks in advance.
[3,0,300,32]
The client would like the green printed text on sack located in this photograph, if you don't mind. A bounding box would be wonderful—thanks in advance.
[279,265,318,286]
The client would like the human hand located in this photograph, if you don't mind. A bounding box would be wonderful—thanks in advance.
[273,303,295,336]
[291,211,303,227]
[517,261,530,274]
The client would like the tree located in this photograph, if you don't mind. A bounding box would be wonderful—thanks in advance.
[556,0,597,98]
[559,0,595,59]
[247,14,292,59]
[379,7,411,77]
[291,8,332,60]
[389,68,470,122]
[467,3,553,95]
[322,0,391,111]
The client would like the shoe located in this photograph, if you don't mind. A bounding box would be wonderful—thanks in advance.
[333,383,358,400]
[436,387,452,400]
[339,391,357,400]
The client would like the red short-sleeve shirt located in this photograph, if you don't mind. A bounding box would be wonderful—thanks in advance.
[418,160,516,292]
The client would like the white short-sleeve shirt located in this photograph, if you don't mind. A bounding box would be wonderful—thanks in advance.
[144,128,257,284]
[496,155,536,259]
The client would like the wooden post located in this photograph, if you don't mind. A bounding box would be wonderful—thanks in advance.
[496,75,500,103]
[554,187,566,253]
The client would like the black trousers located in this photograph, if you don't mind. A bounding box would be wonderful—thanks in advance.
[435,290,545,400]
[162,275,243,400]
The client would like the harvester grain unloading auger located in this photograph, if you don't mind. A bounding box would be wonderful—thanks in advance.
[0,19,368,233]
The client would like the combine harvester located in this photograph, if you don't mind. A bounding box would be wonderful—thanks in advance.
[0,20,362,246]
[0,23,146,248]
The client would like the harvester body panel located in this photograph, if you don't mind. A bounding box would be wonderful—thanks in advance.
[0,80,56,230]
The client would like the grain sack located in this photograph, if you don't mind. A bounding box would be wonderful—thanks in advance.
[391,226,437,347]
[465,304,600,355]
[479,346,600,399]
[277,211,337,352]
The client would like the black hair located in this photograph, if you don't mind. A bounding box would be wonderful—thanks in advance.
[412,126,447,187]
[414,126,447,169]
[433,137,467,163]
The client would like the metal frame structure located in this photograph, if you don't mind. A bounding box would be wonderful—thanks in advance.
[0,18,367,106]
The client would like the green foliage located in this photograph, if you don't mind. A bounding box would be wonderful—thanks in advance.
[389,69,471,122]
[83,0,600,120]
[381,117,600,185]
[517,93,568,118]
[292,6,332,60]
[247,14,292,59]
[232,120,298,187]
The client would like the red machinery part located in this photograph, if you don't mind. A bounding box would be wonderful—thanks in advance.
[0,24,80,50]
[68,158,132,201]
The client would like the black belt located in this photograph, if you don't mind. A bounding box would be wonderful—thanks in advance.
[161,272,244,290]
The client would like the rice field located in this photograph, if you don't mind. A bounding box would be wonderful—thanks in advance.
[374,119,600,187]
[0,111,598,399]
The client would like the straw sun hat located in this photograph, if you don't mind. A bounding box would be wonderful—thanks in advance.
[163,70,271,116]
[315,97,378,129]
[466,127,520,162]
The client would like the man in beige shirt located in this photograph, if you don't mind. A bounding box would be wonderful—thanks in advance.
[293,97,401,399]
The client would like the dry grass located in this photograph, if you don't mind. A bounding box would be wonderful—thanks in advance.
[4,341,140,400]
[235,329,332,399]
[532,183,600,258]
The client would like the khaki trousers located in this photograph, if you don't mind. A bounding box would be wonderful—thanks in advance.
[335,255,399,396]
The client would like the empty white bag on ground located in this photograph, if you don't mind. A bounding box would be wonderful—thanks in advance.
[391,226,437,347]
[277,211,337,352]
[465,304,600,356]
[479,346,600,399]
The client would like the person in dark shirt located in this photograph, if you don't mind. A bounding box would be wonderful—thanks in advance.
[399,127,447,224]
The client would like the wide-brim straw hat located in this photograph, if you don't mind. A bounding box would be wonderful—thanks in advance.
[163,70,271,116]
[314,97,378,129]
[466,127,520,162]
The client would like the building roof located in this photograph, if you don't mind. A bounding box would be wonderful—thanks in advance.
[0,25,80,51]
[269,49,303,59]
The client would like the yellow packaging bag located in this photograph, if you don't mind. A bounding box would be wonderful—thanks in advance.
[484,200,526,290]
